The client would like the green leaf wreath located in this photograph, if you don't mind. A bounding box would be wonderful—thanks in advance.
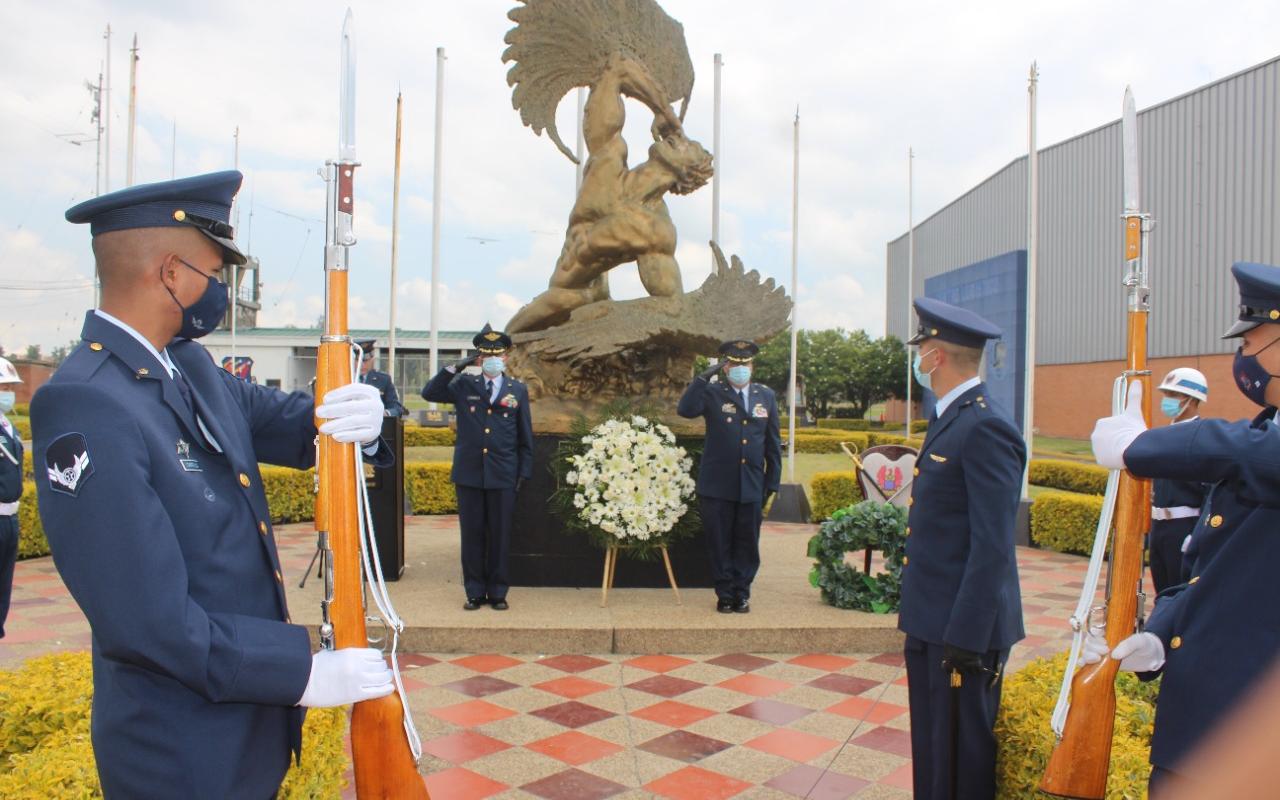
[807,500,908,613]
[549,400,703,558]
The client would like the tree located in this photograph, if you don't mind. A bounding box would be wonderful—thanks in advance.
[752,329,855,419]
[24,344,42,361]
[50,339,80,366]
[842,334,913,418]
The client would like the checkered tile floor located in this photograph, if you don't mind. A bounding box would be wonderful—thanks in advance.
[2,520,1152,799]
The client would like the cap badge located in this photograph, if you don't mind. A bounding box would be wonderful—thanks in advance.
[484,332,501,341]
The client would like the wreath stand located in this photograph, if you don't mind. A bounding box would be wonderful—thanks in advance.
[600,545,682,607]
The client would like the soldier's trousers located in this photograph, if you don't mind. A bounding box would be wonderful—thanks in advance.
[0,515,15,639]
[904,635,1008,800]
[1149,517,1195,594]
[699,496,762,601]
[456,486,514,601]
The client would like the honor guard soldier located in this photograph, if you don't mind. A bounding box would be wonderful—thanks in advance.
[32,172,397,799]
[0,357,23,640]
[1086,262,1280,795]
[356,338,405,417]
[677,340,782,613]
[898,298,1026,800]
[1148,367,1210,593]
[422,324,533,610]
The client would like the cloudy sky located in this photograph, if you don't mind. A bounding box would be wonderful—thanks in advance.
[2,0,1276,352]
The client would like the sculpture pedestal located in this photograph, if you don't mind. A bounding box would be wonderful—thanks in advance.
[509,434,714,588]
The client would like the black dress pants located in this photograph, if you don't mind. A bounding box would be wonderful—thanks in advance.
[456,486,514,600]
[1148,517,1195,594]
[699,495,762,601]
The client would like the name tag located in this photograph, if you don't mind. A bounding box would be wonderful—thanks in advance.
[180,458,203,472]
[929,454,947,463]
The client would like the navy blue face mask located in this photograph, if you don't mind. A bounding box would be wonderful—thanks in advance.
[1233,334,1280,407]
[166,259,228,339]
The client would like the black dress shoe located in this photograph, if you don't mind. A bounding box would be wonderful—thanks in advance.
[716,599,735,613]
[463,597,486,611]
[490,599,509,611]
[732,598,750,614]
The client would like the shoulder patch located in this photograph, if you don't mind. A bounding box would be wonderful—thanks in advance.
[45,432,95,497]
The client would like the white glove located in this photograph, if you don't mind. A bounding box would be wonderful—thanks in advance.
[1091,381,1147,469]
[1078,631,1165,672]
[297,647,395,708]
[317,383,384,445]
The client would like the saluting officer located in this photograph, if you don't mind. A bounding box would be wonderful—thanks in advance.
[1086,261,1280,794]
[32,172,396,799]
[422,324,532,610]
[356,338,404,417]
[677,340,782,614]
[0,357,23,640]
[1148,367,1210,593]
[898,298,1026,800]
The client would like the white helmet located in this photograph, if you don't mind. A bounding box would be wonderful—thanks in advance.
[1158,367,1207,402]
[0,357,21,385]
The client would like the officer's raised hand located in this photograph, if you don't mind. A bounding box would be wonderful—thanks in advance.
[453,352,479,372]
[1091,381,1148,469]
[297,647,395,708]
[316,383,384,444]
[698,361,722,382]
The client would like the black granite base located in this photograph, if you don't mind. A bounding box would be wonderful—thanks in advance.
[509,434,715,588]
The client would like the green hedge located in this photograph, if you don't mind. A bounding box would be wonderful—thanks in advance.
[811,471,860,521]
[404,427,455,447]
[910,419,928,433]
[1030,459,1108,495]
[11,403,29,417]
[9,416,30,440]
[816,419,870,431]
[1030,491,1104,555]
[18,462,459,560]
[996,650,1156,798]
[0,652,347,798]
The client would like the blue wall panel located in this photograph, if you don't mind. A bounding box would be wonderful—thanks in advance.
[921,250,1026,429]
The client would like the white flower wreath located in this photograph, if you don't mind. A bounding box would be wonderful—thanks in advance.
[565,415,697,542]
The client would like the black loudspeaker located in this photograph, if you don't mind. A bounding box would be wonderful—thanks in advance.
[365,415,406,580]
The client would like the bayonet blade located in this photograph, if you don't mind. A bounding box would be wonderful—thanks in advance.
[1122,86,1139,215]
[338,8,356,162]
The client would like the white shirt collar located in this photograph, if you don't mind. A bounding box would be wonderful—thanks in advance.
[934,376,982,418]
[93,309,178,377]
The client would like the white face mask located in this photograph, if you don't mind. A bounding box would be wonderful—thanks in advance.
[0,391,13,414]
[482,357,506,378]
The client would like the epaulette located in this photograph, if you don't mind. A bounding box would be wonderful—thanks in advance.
[48,340,110,384]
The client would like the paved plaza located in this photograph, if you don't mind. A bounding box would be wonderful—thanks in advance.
[1,517,1142,799]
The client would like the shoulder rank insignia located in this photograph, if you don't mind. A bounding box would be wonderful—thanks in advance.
[929,453,948,463]
[45,432,95,497]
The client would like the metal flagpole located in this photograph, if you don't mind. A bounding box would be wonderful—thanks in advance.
[230,127,239,376]
[711,53,722,271]
[1022,62,1039,497]
[787,107,799,482]
[389,90,403,384]
[103,24,111,193]
[429,47,446,403]
[170,119,176,179]
[125,34,138,187]
[906,147,914,436]
[575,87,585,191]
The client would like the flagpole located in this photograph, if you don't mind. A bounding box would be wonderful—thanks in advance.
[1022,62,1039,497]
[125,34,138,187]
[389,89,403,384]
[787,107,799,482]
[711,52,722,271]
[230,126,239,375]
[906,147,914,437]
[429,47,446,405]
[103,24,112,193]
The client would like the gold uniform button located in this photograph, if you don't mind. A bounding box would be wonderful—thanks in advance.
[905,526,911,536]
[487,409,492,415]
[89,342,103,351]
[483,448,489,454]
[741,458,746,464]
[913,467,920,476]
[485,428,491,434]
[1271,309,1280,321]
[1209,514,1223,528]
[741,438,748,445]
[908,497,914,507]
[1171,636,1183,649]
[238,473,250,488]
[902,556,909,565]
[259,521,268,535]
[1189,576,1200,585]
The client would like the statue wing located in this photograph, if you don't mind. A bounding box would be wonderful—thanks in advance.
[502,0,695,163]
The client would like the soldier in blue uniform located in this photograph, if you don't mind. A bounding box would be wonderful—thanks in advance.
[422,324,533,610]
[0,357,23,640]
[356,338,404,416]
[1147,367,1210,593]
[32,171,397,799]
[1086,261,1280,794]
[677,340,782,613]
[898,297,1026,800]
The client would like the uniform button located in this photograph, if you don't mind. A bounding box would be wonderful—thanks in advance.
[908,497,914,507]
[485,428,491,434]
[742,420,747,425]
[913,467,919,476]
[741,438,748,445]
[275,570,283,584]
[259,521,268,535]
[239,473,251,488]
[89,342,103,351]
[1209,514,1223,528]
[741,458,746,464]
[487,409,492,415]
[1171,636,1182,649]
[483,448,489,454]
[905,526,911,536]
[1189,576,1200,584]
[903,556,909,565]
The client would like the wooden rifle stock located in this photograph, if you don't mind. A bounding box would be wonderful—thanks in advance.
[317,255,429,798]
[1040,272,1152,798]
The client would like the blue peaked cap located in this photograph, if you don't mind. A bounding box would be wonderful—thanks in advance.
[907,297,1002,349]
[65,170,247,265]
[1223,261,1280,338]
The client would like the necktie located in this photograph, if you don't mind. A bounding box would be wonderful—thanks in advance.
[485,380,494,403]
[172,370,196,418]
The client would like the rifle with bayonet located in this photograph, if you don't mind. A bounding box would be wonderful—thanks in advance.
[313,10,431,798]
[1039,86,1153,800]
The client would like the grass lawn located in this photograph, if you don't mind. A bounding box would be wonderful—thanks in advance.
[1032,435,1093,461]
[405,445,456,462]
